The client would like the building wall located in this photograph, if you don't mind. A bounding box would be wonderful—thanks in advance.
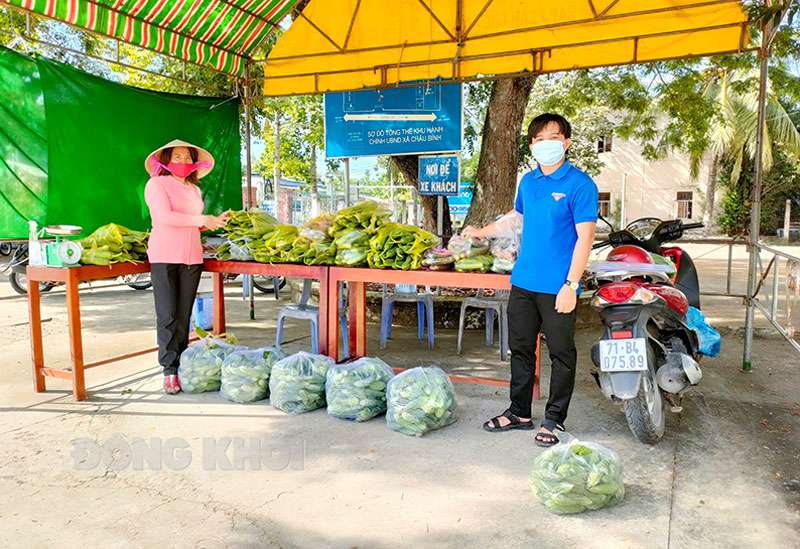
[592,139,713,226]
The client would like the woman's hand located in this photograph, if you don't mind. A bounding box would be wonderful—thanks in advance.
[202,214,227,231]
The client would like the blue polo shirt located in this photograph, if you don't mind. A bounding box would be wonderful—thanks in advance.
[510,160,598,295]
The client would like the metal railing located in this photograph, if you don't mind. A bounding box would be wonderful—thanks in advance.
[748,242,800,354]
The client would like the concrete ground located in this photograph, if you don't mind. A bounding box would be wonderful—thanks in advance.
[0,246,798,548]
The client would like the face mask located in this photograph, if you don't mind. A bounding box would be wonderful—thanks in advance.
[531,140,565,166]
[165,161,199,178]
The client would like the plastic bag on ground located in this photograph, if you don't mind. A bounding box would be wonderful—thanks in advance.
[386,366,457,436]
[178,337,243,394]
[326,357,396,422]
[686,306,721,357]
[220,347,287,403]
[269,352,334,414]
[531,437,625,514]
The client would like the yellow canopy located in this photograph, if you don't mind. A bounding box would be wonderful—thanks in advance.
[262,0,749,96]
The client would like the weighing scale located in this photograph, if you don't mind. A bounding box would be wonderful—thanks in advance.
[42,225,83,267]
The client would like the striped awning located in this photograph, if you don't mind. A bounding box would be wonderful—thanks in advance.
[2,0,300,76]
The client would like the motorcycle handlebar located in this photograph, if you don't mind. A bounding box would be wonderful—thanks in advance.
[592,240,610,250]
[681,222,704,230]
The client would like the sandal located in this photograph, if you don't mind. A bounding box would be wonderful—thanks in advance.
[534,419,565,447]
[163,374,181,395]
[483,409,535,432]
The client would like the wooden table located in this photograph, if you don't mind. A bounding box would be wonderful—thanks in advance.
[203,260,330,355]
[327,267,541,399]
[27,262,151,401]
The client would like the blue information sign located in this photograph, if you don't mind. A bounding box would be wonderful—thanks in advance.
[448,182,473,216]
[324,83,462,158]
[418,155,460,196]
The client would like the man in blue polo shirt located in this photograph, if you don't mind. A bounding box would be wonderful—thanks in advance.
[463,113,598,446]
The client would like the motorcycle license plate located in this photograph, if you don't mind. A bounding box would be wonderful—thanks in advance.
[599,338,648,372]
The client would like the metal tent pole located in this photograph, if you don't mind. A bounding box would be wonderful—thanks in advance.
[244,64,255,320]
[742,20,774,372]
[344,158,351,207]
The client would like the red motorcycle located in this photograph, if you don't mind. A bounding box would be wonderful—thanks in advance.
[587,218,704,444]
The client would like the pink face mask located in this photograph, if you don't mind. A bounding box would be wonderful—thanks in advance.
[149,155,211,178]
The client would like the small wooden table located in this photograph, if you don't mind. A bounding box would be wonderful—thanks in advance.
[202,260,330,355]
[327,267,541,399]
[27,262,151,401]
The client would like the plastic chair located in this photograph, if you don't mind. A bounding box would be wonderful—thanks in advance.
[276,279,349,356]
[457,289,510,360]
[380,283,434,349]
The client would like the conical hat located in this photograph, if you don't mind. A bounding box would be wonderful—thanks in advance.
[145,139,215,178]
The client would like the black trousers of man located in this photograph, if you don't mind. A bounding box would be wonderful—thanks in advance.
[507,285,578,425]
[150,263,203,376]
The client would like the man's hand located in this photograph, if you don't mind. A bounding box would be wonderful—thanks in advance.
[555,284,577,314]
[462,225,486,238]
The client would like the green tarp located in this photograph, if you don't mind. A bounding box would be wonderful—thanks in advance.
[0,46,241,239]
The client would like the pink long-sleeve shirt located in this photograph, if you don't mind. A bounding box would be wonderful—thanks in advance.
[144,175,205,265]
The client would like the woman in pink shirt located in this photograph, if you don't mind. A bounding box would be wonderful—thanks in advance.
[144,139,230,394]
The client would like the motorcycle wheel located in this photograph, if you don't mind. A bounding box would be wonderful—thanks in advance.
[9,272,54,295]
[623,350,666,444]
[123,274,152,290]
[253,275,286,294]
[0,242,13,256]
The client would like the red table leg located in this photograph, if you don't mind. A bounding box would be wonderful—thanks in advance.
[318,268,329,356]
[328,275,341,362]
[353,281,367,358]
[28,273,46,393]
[66,269,86,401]
[212,272,226,335]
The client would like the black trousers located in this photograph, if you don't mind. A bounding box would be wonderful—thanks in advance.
[507,285,577,425]
[150,263,203,376]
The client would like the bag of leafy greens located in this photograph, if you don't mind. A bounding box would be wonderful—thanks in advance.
[178,335,243,394]
[269,352,334,414]
[386,366,457,436]
[531,437,625,514]
[220,347,287,403]
[326,357,395,422]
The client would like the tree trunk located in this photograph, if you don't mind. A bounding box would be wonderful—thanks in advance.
[464,76,536,228]
[309,143,321,216]
[391,154,453,239]
[702,152,720,233]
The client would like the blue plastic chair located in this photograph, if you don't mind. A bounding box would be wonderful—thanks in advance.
[457,289,510,360]
[380,283,434,349]
[276,279,349,356]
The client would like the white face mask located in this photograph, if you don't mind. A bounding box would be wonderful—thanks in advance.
[531,140,565,166]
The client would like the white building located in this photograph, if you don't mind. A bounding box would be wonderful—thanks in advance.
[592,136,712,227]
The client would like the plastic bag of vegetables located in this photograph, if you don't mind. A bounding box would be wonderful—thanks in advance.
[331,200,392,234]
[335,247,369,267]
[455,254,494,273]
[531,437,625,514]
[178,334,243,394]
[225,209,277,240]
[333,228,370,250]
[269,352,334,414]
[422,248,454,270]
[302,240,336,265]
[367,223,438,270]
[386,366,457,436]
[491,258,515,273]
[447,234,490,260]
[326,357,395,422]
[299,212,334,243]
[220,347,287,403]
[217,237,254,261]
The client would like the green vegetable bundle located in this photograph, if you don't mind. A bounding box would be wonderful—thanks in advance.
[299,212,334,243]
[491,257,515,273]
[455,254,494,273]
[335,247,369,266]
[220,347,287,403]
[367,223,438,270]
[217,237,254,261]
[386,366,457,436]
[649,252,677,279]
[269,352,334,414]
[78,223,149,265]
[531,438,625,514]
[224,210,278,240]
[331,201,392,235]
[333,228,370,250]
[178,335,243,394]
[250,224,299,263]
[325,357,395,422]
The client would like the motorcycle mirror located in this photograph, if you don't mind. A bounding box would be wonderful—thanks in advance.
[597,211,615,231]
